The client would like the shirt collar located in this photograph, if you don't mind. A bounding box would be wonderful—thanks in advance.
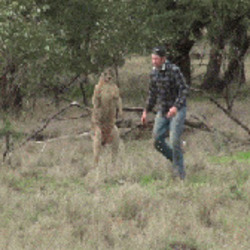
[153,60,169,71]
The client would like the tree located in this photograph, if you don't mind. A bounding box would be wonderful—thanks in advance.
[90,0,146,86]
[202,0,250,91]
[136,0,210,85]
[0,0,61,111]
[37,0,146,103]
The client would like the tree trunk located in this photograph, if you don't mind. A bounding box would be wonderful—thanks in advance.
[53,86,60,108]
[202,47,223,90]
[79,74,88,106]
[201,36,225,92]
[113,63,120,87]
[167,39,194,85]
[0,64,23,112]
[0,74,9,111]
[174,53,191,86]
[12,84,23,110]
[223,25,249,86]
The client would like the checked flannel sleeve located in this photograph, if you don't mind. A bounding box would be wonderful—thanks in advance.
[172,66,189,110]
[145,75,157,112]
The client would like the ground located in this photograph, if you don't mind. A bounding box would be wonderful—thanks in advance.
[0,55,249,249]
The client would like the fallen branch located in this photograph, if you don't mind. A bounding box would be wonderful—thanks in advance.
[123,93,250,136]
[190,87,250,136]
[21,102,87,146]
[122,107,212,132]
[54,113,90,121]
[123,107,145,112]
[34,131,90,143]
[184,119,212,132]
[3,102,89,161]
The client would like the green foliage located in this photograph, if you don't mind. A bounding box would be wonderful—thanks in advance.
[68,82,95,100]
[206,0,250,43]
[0,117,23,140]
[40,0,101,74]
[1,0,249,109]
[137,0,210,54]
[0,0,63,106]
[140,175,155,186]
[0,118,13,137]
[38,0,143,74]
[0,0,51,64]
[139,169,164,186]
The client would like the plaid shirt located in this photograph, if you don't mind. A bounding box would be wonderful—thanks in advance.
[145,60,189,114]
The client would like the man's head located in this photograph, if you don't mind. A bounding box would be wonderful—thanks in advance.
[151,46,166,69]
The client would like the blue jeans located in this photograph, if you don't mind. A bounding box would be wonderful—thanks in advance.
[153,107,186,179]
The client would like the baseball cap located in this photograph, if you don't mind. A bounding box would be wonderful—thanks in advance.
[152,46,166,57]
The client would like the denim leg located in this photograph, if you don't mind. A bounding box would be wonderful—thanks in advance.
[153,113,173,161]
[169,107,186,179]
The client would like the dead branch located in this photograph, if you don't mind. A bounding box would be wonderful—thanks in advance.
[21,102,87,145]
[122,107,212,132]
[184,119,212,132]
[190,87,250,136]
[25,102,90,142]
[43,74,80,94]
[123,107,145,112]
[54,113,90,121]
[3,132,12,163]
[2,102,89,161]
[34,131,90,143]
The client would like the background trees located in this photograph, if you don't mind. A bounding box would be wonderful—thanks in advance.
[0,0,249,112]
[139,0,210,85]
[202,0,250,91]
[0,0,54,111]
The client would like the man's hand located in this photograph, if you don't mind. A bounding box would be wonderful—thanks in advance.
[141,110,147,125]
[167,106,177,118]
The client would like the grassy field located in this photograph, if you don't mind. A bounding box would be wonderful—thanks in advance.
[0,55,249,250]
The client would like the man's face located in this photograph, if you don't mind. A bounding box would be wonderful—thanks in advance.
[151,54,165,68]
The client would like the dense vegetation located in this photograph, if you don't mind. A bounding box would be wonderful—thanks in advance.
[1,0,249,111]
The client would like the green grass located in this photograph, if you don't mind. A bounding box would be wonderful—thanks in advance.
[209,151,250,164]
[140,175,155,186]
[2,170,87,195]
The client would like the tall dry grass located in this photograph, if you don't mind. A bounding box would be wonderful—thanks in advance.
[0,55,249,250]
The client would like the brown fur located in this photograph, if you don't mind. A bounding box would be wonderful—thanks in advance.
[91,68,123,168]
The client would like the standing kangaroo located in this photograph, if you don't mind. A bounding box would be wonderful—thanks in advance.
[91,67,123,169]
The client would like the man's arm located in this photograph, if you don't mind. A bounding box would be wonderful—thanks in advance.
[172,66,189,110]
[166,66,188,118]
[145,75,157,113]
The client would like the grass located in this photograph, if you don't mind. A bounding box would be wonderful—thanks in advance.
[0,55,250,249]
[209,151,250,164]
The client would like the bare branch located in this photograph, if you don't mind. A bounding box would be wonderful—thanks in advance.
[20,102,89,145]
[190,87,250,136]
[2,102,89,160]
[123,107,145,112]
[122,107,212,132]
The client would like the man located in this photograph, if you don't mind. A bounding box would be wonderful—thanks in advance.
[141,46,189,180]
